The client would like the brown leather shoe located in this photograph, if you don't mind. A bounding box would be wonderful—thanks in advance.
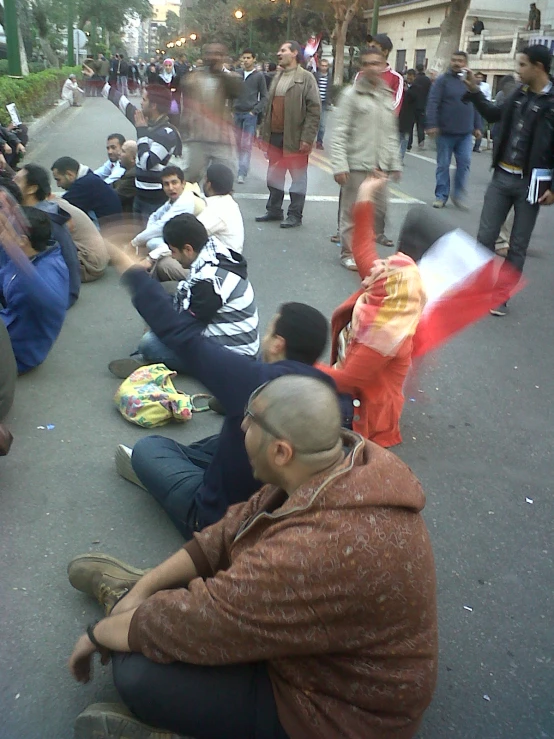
[74,703,183,739]
[67,554,146,615]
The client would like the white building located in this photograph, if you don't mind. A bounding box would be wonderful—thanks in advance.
[367,0,554,93]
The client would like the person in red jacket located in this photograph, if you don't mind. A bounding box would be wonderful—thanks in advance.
[373,33,404,114]
[318,175,426,447]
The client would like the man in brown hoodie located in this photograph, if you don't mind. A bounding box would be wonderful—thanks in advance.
[68,375,438,739]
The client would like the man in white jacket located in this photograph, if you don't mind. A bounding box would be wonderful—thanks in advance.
[131,166,205,254]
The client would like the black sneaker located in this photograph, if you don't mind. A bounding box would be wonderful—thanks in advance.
[490,302,508,317]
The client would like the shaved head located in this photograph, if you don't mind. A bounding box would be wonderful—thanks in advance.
[254,375,341,458]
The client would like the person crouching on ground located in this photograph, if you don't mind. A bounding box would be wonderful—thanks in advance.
[68,374,438,739]
[318,175,426,447]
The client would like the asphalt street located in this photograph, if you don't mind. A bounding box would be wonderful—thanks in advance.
[1,97,552,739]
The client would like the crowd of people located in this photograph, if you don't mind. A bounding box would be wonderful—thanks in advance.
[1,30,553,739]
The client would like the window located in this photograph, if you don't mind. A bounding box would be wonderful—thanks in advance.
[415,49,426,67]
[395,49,406,73]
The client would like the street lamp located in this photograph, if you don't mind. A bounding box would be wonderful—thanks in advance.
[234,9,244,20]
[190,33,197,41]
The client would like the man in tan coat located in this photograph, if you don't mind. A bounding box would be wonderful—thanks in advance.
[68,375,437,739]
[257,41,321,228]
[332,46,402,269]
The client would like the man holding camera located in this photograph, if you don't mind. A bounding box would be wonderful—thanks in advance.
[425,50,482,210]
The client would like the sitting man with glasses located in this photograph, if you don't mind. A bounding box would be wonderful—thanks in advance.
[96,242,349,543]
[68,374,438,739]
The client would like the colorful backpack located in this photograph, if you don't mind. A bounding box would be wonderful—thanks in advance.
[114,364,210,428]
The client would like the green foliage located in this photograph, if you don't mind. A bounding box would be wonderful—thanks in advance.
[0,66,81,126]
[0,60,51,75]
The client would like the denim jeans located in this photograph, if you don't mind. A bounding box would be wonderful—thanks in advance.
[131,434,219,539]
[317,107,327,144]
[113,652,289,739]
[399,132,409,162]
[234,112,258,177]
[136,330,191,375]
[435,133,472,203]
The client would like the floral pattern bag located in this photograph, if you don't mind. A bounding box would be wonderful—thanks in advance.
[114,364,210,428]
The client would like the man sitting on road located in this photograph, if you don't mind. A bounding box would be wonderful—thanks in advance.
[106,238,343,539]
[109,213,259,378]
[51,157,122,222]
[68,375,438,739]
[15,163,81,307]
[112,140,138,213]
[0,206,69,374]
[197,163,244,253]
[131,165,205,256]
[94,133,126,184]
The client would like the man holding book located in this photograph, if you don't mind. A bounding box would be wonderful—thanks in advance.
[463,45,554,316]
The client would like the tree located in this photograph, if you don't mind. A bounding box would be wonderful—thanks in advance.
[165,10,180,38]
[30,0,62,67]
[430,0,471,75]
[330,0,364,86]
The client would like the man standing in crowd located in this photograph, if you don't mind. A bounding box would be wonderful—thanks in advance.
[362,33,403,247]
[94,134,126,184]
[410,63,431,150]
[425,50,481,209]
[183,43,243,180]
[331,46,401,270]
[51,157,122,221]
[233,48,267,185]
[473,72,492,153]
[0,207,69,374]
[314,58,332,150]
[116,54,129,96]
[84,66,183,220]
[464,45,554,317]
[399,69,418,162]
[257,40,320,229]
[112,140,138,213]
[68,375,437,739]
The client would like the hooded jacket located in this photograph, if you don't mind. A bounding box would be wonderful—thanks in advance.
[35,200,81,306]
[128,430,438,739]
[331,75,402,175]
[0,245,69,374]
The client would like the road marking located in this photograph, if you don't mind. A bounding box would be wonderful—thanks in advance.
[235,193,424,204]
[406,150,455,170]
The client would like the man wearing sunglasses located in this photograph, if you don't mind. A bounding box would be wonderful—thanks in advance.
[68,375,437,739]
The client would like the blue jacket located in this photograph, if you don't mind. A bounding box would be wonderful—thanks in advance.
[63,170,122,220]
[122,268,348,528]
[0,244,69,374]
[426,70,481,135]
[35,200,81,307]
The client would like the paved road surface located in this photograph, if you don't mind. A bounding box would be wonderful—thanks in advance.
[1,97,552,739]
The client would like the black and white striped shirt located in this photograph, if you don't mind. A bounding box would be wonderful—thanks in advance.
[103,83,182,202]
[175,239,259,357]
[316,72,329,104]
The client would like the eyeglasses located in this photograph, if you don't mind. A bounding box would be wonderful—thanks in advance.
[243,380,340,455]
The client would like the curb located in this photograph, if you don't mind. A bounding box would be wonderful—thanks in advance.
[27,100,70,141]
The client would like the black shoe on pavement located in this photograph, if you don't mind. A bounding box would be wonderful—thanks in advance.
[208,397,226,416]
[255,212,283,222]
[490,302,508,317]
[280,216,302,228]
[108,357,146,379]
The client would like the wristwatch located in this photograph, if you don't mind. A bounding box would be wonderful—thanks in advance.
[86,622,104,651]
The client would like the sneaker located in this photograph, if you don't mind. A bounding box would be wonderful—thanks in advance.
[432,200,446,209]
[74,703,180,739]
[340,255,358,271]
[490,302,508,317]
[108,357,146,379]
[418,143,425,151]
[115,444,146,489]
[451,197,469,212]
[67,554,146,615]
[236,174,245,184]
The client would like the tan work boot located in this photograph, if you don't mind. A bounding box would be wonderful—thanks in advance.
[67,554,146,615]
[74,703,187,739]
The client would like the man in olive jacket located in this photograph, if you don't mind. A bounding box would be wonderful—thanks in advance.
[257,41,321,228]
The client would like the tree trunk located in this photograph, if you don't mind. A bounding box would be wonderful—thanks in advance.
[430,0,471,75]
[18,26,30,75]
[38,35,60,68]
[331,0,361,87]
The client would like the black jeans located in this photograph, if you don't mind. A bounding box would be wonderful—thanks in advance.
[408,109,426,148]
[131,434,219,540]
[266,133,308,221]
[113,652,289,739]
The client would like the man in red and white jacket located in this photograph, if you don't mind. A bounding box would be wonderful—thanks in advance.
[373,33,404,114]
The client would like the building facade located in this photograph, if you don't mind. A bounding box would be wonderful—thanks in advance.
[367,0,552,93]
